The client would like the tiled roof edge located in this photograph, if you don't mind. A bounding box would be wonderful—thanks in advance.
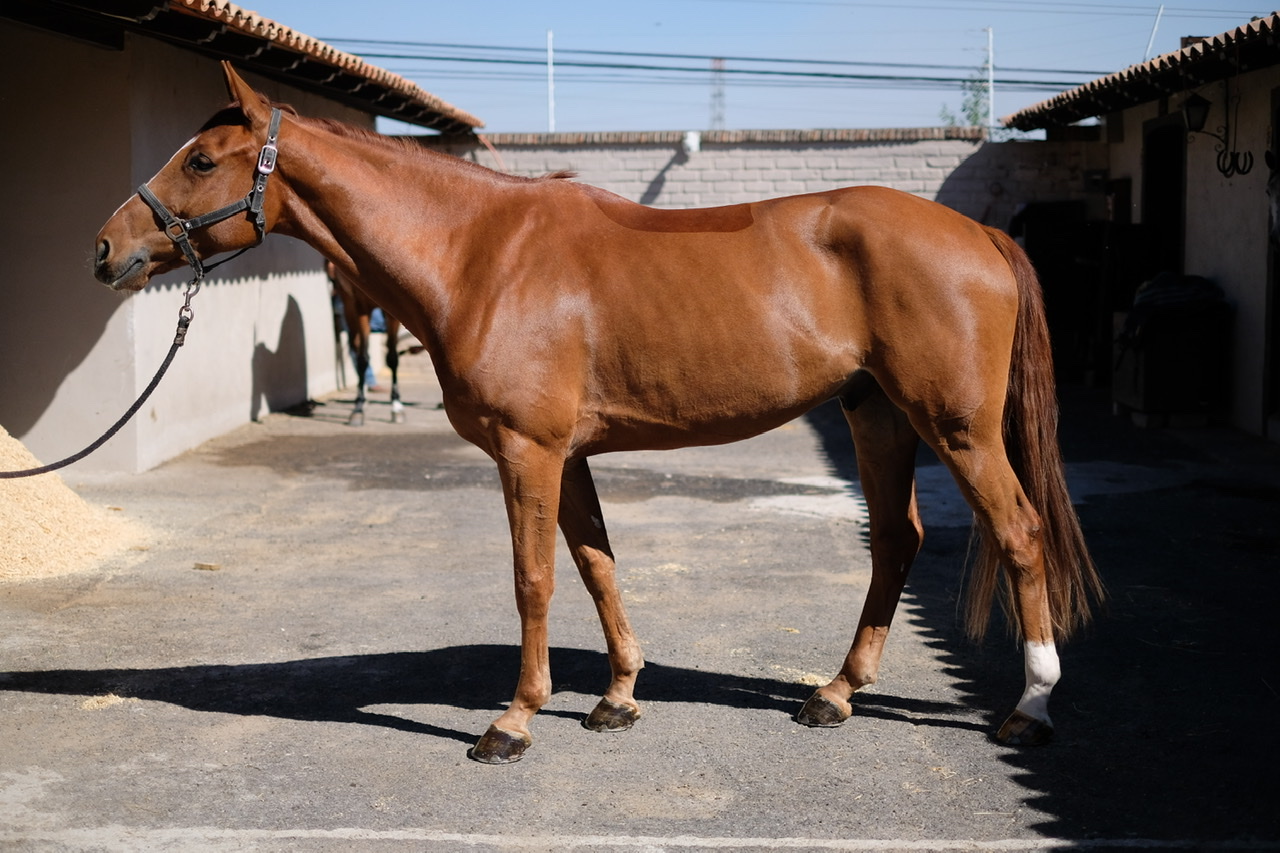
[1003,12,1280,129]
[171,0,483,129]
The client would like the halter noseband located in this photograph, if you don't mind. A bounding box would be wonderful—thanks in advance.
[137,107,282,280]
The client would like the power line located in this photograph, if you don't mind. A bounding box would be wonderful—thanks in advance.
[352,50,1089,89]
[326,37,1111,77]
[676,0,1255,19]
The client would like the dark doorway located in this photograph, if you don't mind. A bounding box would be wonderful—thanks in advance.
[1267,88,1280,436]
[1142,115,1187,275]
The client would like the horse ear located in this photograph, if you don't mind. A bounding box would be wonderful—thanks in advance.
[221,61,271,127]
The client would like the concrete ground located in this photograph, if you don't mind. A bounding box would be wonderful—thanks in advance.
[2,350,1278,852]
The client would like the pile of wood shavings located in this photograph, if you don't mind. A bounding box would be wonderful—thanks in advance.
[0,425,147,581]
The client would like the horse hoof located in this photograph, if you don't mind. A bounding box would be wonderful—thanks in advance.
[796,693,850,728]
[391,410,407,424]
[995,710,1054,746]
[468,725,531,764]
[347,412,365,427]
[584,697,640,732]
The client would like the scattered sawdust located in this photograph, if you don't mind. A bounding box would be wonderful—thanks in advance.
[770,664,829,686]
[81,694,137,711]
[0,425,148,581]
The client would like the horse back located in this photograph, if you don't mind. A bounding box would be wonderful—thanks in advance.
[441,183,1018,455]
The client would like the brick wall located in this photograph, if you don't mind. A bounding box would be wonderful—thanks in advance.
[418,128,1109,232]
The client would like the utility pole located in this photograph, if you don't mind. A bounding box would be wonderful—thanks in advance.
[1144,4,1165,61]
[710,58,726,130]
[985,27,995,134]
[547,30,556,133]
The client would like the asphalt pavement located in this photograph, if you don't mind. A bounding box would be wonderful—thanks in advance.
[2,350,1277,852]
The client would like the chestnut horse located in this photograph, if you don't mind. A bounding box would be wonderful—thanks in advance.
[94,63,1102,764]
[326,259,406,426]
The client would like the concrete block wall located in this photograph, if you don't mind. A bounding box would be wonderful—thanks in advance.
[420,128,1108,232]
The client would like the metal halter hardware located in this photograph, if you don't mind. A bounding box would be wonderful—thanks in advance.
[137,107,282,281]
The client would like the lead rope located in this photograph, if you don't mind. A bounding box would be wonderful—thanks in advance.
[0,277,202,479]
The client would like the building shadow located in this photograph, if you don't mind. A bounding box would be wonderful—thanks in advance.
[639,146,689,205]
[804,384,1280,841]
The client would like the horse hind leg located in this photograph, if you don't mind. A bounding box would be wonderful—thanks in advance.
[918,403,1062,746]
[798,384,923,727]
[347,346,368,427]
[386,317,406,424]
[345,308,370,427]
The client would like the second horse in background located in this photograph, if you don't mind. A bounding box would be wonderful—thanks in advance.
[328,259,406,426]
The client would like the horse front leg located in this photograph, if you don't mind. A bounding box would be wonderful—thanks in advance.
[559,458,644,731]
[799,389,923,727]
[469,433,565,765]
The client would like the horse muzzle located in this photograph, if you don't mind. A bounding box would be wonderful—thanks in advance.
[94,238,155,292]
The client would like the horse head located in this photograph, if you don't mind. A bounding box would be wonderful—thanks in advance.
[94,63,283,291]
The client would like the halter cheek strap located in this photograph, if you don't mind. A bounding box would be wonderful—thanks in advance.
[137,107,282,280]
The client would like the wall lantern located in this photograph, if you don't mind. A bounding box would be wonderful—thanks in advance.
[1182,92,1212,134]
[1181,86,1253,178]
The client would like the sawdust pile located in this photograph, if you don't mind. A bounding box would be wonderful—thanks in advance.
[0,425,147,581]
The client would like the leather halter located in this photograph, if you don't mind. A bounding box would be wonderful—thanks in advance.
[137,107,281,280]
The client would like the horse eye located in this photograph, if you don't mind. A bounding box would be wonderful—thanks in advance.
[188,153,216,174]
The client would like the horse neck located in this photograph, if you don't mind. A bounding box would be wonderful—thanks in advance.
[273,119,498,358]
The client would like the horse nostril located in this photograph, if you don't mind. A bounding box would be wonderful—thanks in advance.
[96,239,110,265]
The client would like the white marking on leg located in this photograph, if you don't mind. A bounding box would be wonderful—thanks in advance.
[391,399,405,414]
[1015,640,1060,725]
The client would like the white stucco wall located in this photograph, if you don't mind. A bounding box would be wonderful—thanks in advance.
[1101,66,1280,434]
[1182,69,1277,433]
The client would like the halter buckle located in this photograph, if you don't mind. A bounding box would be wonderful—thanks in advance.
[257,143,278,175]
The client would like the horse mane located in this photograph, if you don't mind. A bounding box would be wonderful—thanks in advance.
[301,114,563,184]
[202,100,562,184]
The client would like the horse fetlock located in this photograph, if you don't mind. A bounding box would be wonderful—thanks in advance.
[584,697,641,732]
[468,725,532,764]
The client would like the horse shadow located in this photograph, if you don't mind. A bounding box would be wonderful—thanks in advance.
[0,645,979,746]
[250,295,309,422]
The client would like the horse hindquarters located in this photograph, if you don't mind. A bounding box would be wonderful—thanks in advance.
[977,228,1103,744]
[815,217,1098,745]
[896,229,1099,745]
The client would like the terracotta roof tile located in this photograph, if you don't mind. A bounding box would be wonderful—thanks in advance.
[1004,12,1280,130]
[170,0,482,131]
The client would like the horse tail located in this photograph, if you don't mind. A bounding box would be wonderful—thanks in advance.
[966,227,1105,642]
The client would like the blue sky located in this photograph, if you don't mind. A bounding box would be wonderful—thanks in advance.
[246,1,1262,134]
